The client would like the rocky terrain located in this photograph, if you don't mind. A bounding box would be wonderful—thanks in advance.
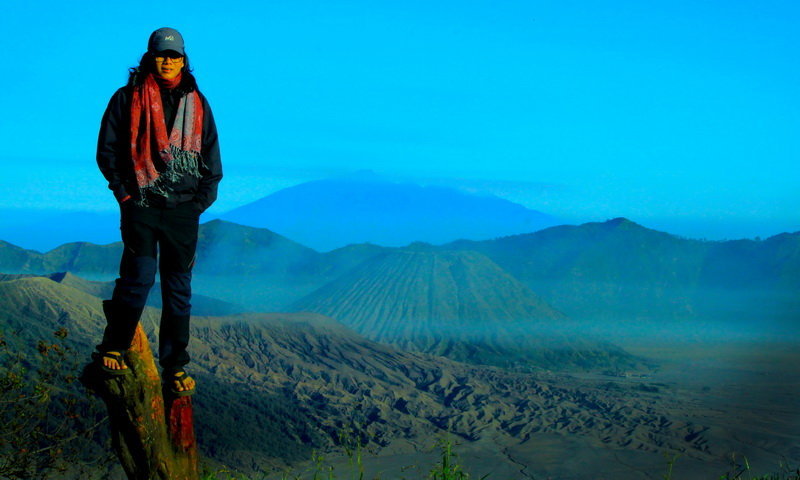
[0,274,719,475]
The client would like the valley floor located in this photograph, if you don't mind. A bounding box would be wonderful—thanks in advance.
[283,338,800,480]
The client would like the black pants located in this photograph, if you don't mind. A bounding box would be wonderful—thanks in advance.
[99,201,199,373]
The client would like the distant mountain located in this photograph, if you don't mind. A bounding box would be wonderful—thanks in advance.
[0,220,325,278]
[290,249,639,370]
[294,250,564,331]
[191,220,350,311]
[0,239,123,275]
[196,220,322,276]
[442,218,800,325]
[0,272,243,317]
[220,172,560,251]
[0,208,119,253]
[2,218,797,329]
[0,221,340,310]
[1,172,560,254]
[0,274,711,473]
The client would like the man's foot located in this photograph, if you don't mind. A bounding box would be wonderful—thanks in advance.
[92,351,131,376]
[168,370,196,397]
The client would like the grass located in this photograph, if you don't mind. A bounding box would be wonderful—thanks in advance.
[202,443,800,480]
[716,454,800,480]
[200,433,489,480]
[659,453,800,480]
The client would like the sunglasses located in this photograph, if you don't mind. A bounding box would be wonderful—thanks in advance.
[154,52,184,62]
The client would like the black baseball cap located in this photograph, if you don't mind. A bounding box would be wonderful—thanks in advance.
[148,27,185,56]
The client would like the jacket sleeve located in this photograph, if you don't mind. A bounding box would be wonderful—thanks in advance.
[196,94,223,212]
[96,88,132,203]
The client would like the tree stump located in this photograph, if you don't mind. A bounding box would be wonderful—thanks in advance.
[81,324,199,480]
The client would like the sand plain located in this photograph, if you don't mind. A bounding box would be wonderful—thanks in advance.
[301,337,800,480]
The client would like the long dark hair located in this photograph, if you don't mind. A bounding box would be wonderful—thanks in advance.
[127,51,198,95]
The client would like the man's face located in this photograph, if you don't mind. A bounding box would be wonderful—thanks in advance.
[154,51,184,80]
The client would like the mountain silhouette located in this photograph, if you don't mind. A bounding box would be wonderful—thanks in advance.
[220,172,559,251]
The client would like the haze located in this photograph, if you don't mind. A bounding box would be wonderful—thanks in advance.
[0,0,797,241]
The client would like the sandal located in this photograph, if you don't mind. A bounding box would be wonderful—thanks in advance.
[166,369,196,397]
[92,351,131,376]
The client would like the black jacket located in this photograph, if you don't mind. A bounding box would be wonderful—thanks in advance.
[97,81,222,212]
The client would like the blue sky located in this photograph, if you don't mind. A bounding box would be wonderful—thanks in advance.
[0,0,797,240]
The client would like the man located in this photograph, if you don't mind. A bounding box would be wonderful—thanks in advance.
[95,27,222,396]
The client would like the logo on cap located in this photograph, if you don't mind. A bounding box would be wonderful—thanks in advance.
[165,35,175,41]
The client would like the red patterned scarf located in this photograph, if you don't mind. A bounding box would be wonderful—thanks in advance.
[130,72,203,202]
